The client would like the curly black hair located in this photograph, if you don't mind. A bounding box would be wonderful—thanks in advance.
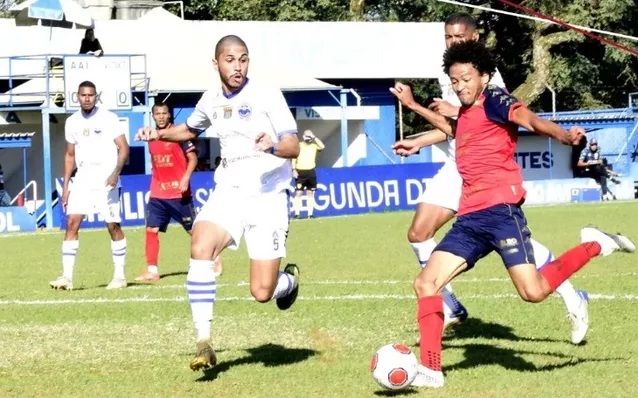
[442,40,496,78]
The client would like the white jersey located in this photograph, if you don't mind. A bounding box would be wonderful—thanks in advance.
[65,107,124,189]
[438,68,506,160]
[186,79,298,194]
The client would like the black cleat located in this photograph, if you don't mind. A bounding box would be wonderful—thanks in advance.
[276,263,299,310]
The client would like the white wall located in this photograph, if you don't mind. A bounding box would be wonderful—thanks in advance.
[295,119,365,167]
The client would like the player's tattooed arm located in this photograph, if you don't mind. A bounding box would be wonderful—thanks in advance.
[106,135,129,188]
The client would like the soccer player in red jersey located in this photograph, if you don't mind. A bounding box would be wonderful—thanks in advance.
[136,103,223,281]
[394,40,636,388]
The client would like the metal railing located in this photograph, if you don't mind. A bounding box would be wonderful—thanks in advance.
[9,179,37,212]
[0,53,149,109]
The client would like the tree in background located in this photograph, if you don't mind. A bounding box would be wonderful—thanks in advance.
[183,0,638,136]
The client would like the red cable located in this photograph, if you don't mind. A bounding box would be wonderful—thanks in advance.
[495,0,638,57]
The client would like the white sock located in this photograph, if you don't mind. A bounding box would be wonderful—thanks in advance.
[531,238,581,313]
[187,259,216,341]
[111,238,127,280]
[307,195,315,216]
[147,265,158,274]
[62,240,79,280]
[410,239,437,268]
[271,271,296,300]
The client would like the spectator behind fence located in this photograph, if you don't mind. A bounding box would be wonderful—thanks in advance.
[0,163,11,206]
[79,29,104,57]
[576,138,617,201]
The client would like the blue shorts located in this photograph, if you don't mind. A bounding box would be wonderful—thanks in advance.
[435,204,535,270]
[146,197,196,232]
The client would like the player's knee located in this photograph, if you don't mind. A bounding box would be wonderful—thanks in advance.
[413,274,439,297]
[518,287,548,303]
[145,226,159,234]
[408,225,435,243]
[250,286,274,303]
[190,241,213,261]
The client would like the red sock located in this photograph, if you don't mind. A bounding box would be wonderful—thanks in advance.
[540,242,601,291]
[417,296,444,371]
[145,230,159,267]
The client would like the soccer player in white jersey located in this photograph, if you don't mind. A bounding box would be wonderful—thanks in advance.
[50,80,130,291]
[390,13,590,345]
[135,35,300,371]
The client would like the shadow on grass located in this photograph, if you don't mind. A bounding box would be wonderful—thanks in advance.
[196,343,318,382]
[444,342,625,373]
[373,388,419,396]
[444,318,566,344]
[159,271,188,279]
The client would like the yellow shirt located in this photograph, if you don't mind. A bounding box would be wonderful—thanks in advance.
[293,142,321,170]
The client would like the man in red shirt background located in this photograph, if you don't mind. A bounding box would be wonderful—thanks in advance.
[136,103,223,282]
[392,40,635,388]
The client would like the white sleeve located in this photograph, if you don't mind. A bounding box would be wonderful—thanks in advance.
[491,68,507,90]
[110,113,125,140]
[185,91,212,135]
[265,88,297,138]
[64,118,76,144]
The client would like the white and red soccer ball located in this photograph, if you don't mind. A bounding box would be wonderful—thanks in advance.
[370,343,418,390]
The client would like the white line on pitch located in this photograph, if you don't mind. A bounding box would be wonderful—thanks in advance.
[2,293,638,306]
[124,272,638,290]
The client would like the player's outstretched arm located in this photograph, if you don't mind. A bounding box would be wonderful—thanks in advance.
[392,129,448,157]
[390,83,456,137]
[159,123,198,142]
[510,107,583,146]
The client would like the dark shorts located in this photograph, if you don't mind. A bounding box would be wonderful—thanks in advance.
[146,197,196,233]
[435,204,535,270]
[296,169,317,191]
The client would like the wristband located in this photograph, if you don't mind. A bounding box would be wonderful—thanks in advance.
[270,144,278,154]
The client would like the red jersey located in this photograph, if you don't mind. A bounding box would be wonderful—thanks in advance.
[455,86,526,215]
[149,140,197,199]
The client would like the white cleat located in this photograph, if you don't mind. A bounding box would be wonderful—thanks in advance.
[580,227,636,256]
[49,276,73,291]
[410,364,444,388]
[568,290,589,345]
[106,278,127,289]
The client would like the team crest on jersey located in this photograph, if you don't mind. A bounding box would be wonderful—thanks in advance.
[238,103,252,120]
[223,106,233,119]
[82,128,90,136]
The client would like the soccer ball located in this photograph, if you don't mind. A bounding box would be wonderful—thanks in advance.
[370,343,418,390]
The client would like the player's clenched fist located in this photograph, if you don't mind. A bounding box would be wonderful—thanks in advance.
[135,127,160,141]
[389,82,416,108]
[558,126,585,146]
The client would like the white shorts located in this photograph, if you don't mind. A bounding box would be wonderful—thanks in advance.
[418,159,462,212]
[195,189,291,260]
[66,186,122,223]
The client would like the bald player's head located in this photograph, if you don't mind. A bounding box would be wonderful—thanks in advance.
[214,35,248,60]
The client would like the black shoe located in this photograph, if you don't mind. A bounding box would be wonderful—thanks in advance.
[276,263,299,310]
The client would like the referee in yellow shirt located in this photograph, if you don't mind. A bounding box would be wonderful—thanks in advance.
[292,130,325,218]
